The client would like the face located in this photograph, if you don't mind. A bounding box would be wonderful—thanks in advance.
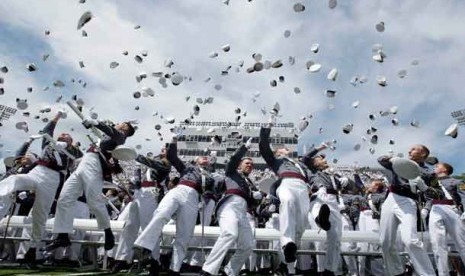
[159,148,167,158]
[57,133,73,147]
[434,163,448,176]
[239,158,254,175]
[367,180,384,193]
[19,154,34,166]
[276,147,290,157]
[196,156,210,166]
[116,123,131,136]
[408,145,427,163]
[312,156,328,171]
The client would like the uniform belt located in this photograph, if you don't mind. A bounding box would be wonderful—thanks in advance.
[225,189,248,200]
[179,180,201,194]
[279,172,307,182]
[203,192,216,201]
[326,188,338,195]
[87,146,98,153]
[432,199,454,205]
[388,186,417,200]
[36,160,61,172]
[141,181,156,187]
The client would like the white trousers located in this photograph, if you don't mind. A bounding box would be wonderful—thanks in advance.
[53,153,110,233]
[309,188,342,273]
[380,192,435,276]
[241,212,257,272]
[0,165,60,247]
[114,187,159,262]
[429,204,465,276]
[202,195,253,276]
[341,213,358,275]
[134,184,199,272]
[358,210,384,276]
[277,178,310,250]
[55,201,90,261]
[187,198,215,267]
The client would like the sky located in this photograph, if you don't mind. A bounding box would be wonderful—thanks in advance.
[0,0,464,174]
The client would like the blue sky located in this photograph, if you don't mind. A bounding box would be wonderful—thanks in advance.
[0,0,464,174]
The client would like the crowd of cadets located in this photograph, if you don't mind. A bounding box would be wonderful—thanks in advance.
[0,113,464,276]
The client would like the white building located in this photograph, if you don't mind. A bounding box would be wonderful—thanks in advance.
[176,121,299,169]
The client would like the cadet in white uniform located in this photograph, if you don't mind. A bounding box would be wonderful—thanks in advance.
[428,162,465,276]
[134,136,214,276]
[47,119,135,252]
[200,139,261,276]
[378,145,436,276]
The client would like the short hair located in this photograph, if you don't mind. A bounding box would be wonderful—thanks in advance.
[240,157,253,163]
[123,122,136,137]
[419,144,430,158]
[439,162,454,175]
[273,146,289,156]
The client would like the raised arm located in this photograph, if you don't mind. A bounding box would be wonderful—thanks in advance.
[353,173,365,191]
[258,127,277,171]
[94,122,125,140]
[41,113,60,149]
[167,140,185,173]
[302,143,326,166]
[136,154,171,173]
[15,139,32,158]
[226,145,247,176]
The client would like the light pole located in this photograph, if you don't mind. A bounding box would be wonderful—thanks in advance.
[451,109,465,126]
[0,104,17,122]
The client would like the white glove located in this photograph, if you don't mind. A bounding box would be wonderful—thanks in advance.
[82,119,98,129]
[339,177,349,188]
[29,134,43,140]
[421,208,429,220]
[18,191,28,200]
[321,141,336,151]
[460,213,465,221]
[268,204,276,213]
[252,191,263,200]
[245,137,253,149]
[55,141,68,151]
[409,176,428,192]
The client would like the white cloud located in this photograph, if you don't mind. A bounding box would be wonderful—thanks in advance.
[0,0,464,174]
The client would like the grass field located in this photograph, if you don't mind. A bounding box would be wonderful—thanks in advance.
[0,264,130,276]
[0,265,206,276]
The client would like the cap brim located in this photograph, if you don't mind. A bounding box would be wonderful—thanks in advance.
[112,146,137,161]
[391,157,421,180]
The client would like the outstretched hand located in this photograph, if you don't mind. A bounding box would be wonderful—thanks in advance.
[245,137,253,149]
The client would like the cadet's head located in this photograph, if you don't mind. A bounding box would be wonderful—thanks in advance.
[311,154,328,171]
[434,162,453,176]
[274,147,291,157]
[57,132,73,147]
[367,179,385,193]
[159,146,167,158]
[19,152,38,166]
[195,156,210,167]
[239,157,254,175]
[408,144,429,163]
[116,122,135,137]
